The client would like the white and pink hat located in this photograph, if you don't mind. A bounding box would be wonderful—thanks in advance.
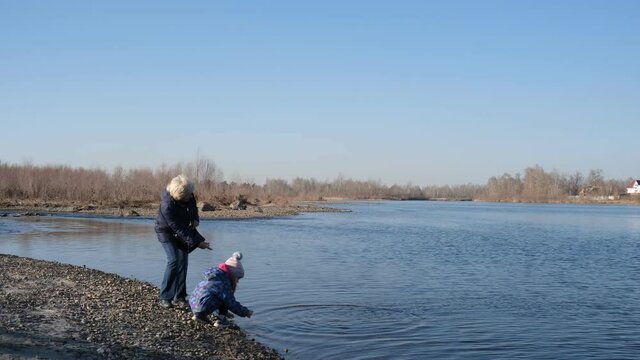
[222,251,244,279]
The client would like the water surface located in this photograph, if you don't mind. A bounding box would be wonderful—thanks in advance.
[1,202,640,359]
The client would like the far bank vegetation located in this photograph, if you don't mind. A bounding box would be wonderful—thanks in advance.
[0,159,635,207]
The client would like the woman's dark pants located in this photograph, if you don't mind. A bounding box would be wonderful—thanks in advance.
[158,233,189,301]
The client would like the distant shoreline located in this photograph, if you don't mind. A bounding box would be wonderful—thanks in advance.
[3,196,640,220]
[0,254,282,360]
[0,200,351,220]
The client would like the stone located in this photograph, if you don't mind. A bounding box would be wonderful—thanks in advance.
[229,199,247,210]
[198,202,216,212]
[126,210,140,216]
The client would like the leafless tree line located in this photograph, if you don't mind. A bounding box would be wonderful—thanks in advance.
[0,160,633,205]
[0,159,224,205]
[481,165,630,202]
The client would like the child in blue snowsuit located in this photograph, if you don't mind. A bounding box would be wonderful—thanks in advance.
[190,251,253,324]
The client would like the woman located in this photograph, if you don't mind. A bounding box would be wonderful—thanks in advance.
[155,174,210,309]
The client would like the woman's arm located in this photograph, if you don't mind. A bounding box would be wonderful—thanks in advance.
[160,200,205,248]
[190,194,200,225]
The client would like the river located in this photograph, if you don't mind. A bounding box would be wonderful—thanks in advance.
[1,201,639,359]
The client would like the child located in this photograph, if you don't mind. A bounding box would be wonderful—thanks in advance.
[189,251,253,325]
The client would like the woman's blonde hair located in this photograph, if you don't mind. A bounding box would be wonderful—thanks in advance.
[166,174,195,201]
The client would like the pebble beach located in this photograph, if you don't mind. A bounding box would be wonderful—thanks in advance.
[0,254,283,360]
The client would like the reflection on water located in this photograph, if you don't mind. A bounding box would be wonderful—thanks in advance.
[2,216,155,280]
[2,202,640,359]
[15,217,150,238]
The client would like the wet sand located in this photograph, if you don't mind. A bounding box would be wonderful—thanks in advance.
[0,254,282,360]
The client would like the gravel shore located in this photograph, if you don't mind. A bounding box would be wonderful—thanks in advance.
[0,254,283,360]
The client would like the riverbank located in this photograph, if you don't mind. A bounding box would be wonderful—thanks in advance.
[0,254,282,360]
[0,200,351,219]
[3,195,640,221]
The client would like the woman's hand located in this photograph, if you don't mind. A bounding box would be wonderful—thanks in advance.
[198,241,211,250]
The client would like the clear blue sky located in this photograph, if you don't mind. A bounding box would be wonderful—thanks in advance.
[2,1,639,185]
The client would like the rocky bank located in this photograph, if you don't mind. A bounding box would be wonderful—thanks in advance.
[0,254,282,360]
[0,200,350,219]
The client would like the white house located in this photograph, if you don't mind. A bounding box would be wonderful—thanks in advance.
[627,180,640,194]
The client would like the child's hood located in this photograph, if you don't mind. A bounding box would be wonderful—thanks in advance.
[203,266,226,281]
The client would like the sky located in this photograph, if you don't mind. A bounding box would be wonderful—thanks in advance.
[1,1,639,185]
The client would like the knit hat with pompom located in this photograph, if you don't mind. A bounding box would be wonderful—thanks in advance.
[224,251,244,279]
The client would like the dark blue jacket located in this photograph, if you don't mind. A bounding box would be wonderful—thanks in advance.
[189,267,252,317]
[155,189,204,251]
